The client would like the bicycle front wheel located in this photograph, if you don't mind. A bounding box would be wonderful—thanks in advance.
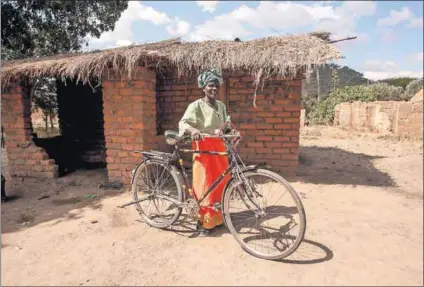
[223,169,306,260]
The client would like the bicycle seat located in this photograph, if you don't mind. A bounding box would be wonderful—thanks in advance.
[164,130,182,145]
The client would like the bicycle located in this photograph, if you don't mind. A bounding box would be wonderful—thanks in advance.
[121,117,306,261]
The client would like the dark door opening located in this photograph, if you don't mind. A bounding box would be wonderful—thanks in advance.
[33,78,106,177]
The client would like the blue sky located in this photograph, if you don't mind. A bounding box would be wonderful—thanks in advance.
[87,1,423,80]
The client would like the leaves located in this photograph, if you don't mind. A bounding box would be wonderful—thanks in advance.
[1,0,129,60]
[2,0,128,130]
[308,83,404,125]
[403,78,423,100]
[366,82,404,101]
[378,77,416,89]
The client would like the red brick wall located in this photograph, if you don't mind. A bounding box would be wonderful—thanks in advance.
[228,76,301,175]
[102,67,160,184]
[156,73,301,175]
[2,70,301,183]
[156,74,202,133]
[1,78,58,178]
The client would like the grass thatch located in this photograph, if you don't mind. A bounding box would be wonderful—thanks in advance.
[1,33,341,88]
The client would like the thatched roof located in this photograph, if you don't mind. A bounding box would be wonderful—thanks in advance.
[1,33,342,86]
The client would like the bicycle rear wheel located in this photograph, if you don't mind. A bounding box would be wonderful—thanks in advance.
[222,169,306,260]
[132,160,184,229]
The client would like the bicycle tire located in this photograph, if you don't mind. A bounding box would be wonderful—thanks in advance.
[132,159,184,229]
[222,168,306,260]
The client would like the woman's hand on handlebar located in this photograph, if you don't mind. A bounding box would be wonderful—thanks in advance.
[188,128,204,140]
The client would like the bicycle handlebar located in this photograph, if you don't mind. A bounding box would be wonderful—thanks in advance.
[182,116,242,147]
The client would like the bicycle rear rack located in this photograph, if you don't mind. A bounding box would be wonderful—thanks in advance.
[134,150,175,161]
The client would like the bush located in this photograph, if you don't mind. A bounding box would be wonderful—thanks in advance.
[307,80,422,125]
[378,77,416,89]
[302,94,318,118]
[403,77,423,100]
[367,82,404,101]
[308,85,376,125]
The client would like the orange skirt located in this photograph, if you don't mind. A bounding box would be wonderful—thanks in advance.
[192,137,230,229]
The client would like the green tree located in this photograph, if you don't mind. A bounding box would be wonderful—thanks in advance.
[1,0,128,135]
[1,0,128,60]
[31,78,58,132]
[378,77,416,89]
[403,77,423,99]
[308,85,377,125]
[366,82,404,101]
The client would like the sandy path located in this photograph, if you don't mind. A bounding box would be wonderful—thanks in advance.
[1,126,423,286]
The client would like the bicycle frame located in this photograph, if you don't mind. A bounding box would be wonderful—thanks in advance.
[122,119,264,210]
[173,140,235,206]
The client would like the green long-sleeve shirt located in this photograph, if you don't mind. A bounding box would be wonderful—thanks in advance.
[179,99,228,136]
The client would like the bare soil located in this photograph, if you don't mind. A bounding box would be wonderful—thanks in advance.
[1,126,423,286]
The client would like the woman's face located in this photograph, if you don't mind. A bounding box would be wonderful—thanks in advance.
[203,81,220,100]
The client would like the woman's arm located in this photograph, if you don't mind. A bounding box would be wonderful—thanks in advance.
[179,103,203,139]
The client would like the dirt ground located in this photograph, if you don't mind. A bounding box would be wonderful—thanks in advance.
[1,126,423,286]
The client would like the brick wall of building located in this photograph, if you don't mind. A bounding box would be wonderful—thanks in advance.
[102,67,160,184]
[2,70,302,184]
[156,72,302,175]
[227,75,301,175]
[1,78,58,178]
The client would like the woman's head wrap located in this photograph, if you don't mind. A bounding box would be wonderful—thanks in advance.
[197,68,223,88]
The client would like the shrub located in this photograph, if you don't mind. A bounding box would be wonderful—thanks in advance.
[378,77,416,89]
[307,80,421,125]
[367,82,404,101]
[403,77,423,100]
[308,85,376,125]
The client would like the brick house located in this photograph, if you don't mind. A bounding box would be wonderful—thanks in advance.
[1,35,340,185]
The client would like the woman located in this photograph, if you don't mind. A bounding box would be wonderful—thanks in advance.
[179,68,231,236]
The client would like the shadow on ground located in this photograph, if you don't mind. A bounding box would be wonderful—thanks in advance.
[1,169,124,234]
[163,217,333,264]
[296,146,395,187]
[279,238,333,264]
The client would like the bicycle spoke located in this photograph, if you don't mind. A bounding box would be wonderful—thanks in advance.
[133,161,182,227]
[225,169,305,259]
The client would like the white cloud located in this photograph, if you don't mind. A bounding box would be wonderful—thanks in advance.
[340,1,376,17]
[137,5,171,25]
[362,59,423,80]
[378,7,423,28]
[377,7,412,27]
[364,71,423,80]
[314,1,377,38]
[188,1,376,42]
[88,1,142,48]
[196,1,219,13]
[87,1,190,49]
[406,17,424,28]
[231,2,338,29]
[189,14,250,41]
[364,60,398,72]
[166,17,191,37]
[116,40,132,47]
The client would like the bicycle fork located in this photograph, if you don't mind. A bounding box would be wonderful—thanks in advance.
[233,170,266,218]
